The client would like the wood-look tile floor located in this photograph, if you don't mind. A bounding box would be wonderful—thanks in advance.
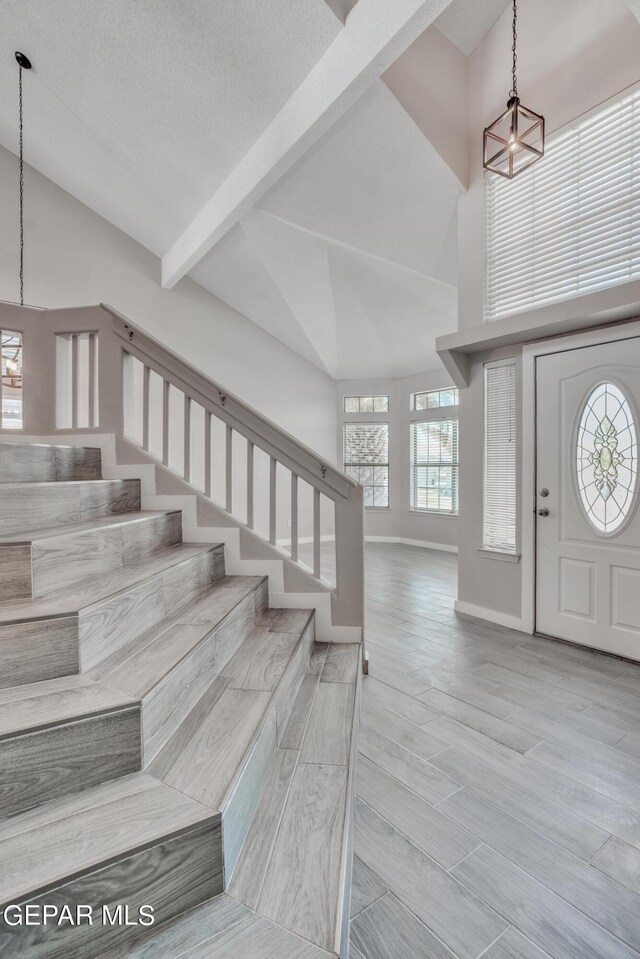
[350,543,640,959]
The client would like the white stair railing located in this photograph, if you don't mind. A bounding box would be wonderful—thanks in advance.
[0,300,365,633]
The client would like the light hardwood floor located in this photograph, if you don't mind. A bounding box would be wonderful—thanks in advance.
[351,543,640,959]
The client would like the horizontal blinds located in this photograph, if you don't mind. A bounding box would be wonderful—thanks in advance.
[343,423,388,465]
[484,363,517,551]
[410,419,459,513]
[411,419,458,465]
[486,87,640,321]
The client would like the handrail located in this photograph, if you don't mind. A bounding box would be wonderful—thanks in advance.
[103,303,356,500]
[0,301,365,634]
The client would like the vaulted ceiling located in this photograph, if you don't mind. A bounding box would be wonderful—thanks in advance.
[0,0,515,378]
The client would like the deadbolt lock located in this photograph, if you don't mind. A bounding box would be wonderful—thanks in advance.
[539,488,549,497]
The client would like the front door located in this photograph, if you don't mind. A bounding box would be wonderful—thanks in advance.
[536,336,640,659]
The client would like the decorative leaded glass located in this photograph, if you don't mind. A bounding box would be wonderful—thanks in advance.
[576,383,638,534]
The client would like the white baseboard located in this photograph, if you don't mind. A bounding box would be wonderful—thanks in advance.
[454,599,526,632]
[366,536,458,554]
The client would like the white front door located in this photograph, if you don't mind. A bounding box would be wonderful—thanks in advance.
[536,337,640,659]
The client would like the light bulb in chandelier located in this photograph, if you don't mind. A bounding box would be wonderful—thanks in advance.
[483,1,544,179]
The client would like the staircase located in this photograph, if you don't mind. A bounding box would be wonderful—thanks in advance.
[0,441,360,959]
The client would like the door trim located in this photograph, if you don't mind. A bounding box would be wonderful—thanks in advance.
[521,317,640,636]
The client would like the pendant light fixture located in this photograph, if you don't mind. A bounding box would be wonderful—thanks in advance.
[15,51,32,305]
[483,0,544,179]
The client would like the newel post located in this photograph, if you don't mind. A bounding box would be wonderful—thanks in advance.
[332,483,365,632]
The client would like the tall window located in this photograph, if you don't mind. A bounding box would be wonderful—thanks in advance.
[343,423,389,508]
[486,86,640,321]
[484,361,517,552]
[410,397,459,514]
[1,330,23,430]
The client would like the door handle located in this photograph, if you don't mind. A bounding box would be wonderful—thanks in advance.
[537,507,549,517]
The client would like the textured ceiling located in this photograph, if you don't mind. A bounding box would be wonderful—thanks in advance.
[192,82,462,378]
[434,0,510,54]
[0,0,340,254]
[0,0,473,379]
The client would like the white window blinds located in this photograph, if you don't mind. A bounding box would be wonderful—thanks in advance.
[410,419,459,514]
[343,423,389,508]
[486,87,640,321]
[484,362,517,552]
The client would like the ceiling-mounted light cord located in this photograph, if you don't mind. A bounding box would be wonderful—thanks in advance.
[18,63,25,306]
[15,51,31,307]
[510,0,518,100]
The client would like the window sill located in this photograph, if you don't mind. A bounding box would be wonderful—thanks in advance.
[365,506,390,511]
[409,509,458,518]
[478,548,521,563]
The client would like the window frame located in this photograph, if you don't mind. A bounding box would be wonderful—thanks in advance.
[343,420,390,510]
[485,83,640,322]
[343,394,390,414]
[409,395,459,516]
[483,358,518,554]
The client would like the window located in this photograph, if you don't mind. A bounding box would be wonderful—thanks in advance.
[343,423,389,508]
[486,86,640,321]
[344,395,389,413]
[413,388,458,410]
[410,419,458,514]
[577,382,637,534]
[484,361,517,552]
[1,330,23,430]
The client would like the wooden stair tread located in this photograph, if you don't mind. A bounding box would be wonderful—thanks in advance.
[151,615,315,811]
[231,642,360,955]
[0,509,179,545]
[0,674,137,740]
[96,577,268,699]
[0,542,223,623]
[0,771,215,906]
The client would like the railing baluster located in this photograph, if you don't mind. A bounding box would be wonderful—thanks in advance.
[162,379,170,466]
[269,457,277,545]
[226,425,233,513]
[290,473,298,562]
[142,365,150,451]
[71,334,79,429]
[313,488,321,578]
[247,441,254,529]
[204,410,212,498]
[183,395,191,482]
[88,333,96,428]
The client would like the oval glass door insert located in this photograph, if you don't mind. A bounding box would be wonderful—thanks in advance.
[576,382,638,533]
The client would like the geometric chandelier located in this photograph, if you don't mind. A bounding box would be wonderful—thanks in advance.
[483,0,544,179]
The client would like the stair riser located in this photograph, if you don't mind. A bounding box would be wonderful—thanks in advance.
[0,480,141,535]
[0,708,141,819]
[222,615,316,883]
[0,513,183,601]
[80,547,224,672]
[143,583,268,763]
[0,444,102,483]
[0,819,222,959]
[0,617,78,691]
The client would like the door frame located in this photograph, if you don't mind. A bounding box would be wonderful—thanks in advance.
[521,317,640,636]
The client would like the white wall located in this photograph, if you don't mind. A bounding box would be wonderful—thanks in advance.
[455,0,640,626]
[459,0,640,331]
[337,369,458,550]
[0,144,338,541]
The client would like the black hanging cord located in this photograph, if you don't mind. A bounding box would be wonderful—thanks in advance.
[15,52,32,307]
[510,0,518,100]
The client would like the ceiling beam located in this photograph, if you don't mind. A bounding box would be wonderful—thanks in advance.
[161,0,455,289]
[625,0,640,21]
